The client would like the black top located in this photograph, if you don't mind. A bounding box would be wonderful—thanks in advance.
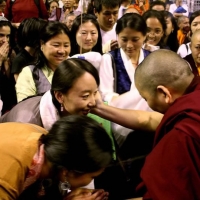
[0,71,17,114]
[11,49,35,74]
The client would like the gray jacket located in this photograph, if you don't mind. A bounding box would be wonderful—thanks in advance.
[0,96,43,126]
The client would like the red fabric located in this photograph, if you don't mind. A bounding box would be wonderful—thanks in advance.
[137,76,200,200]
[5,0,48,22]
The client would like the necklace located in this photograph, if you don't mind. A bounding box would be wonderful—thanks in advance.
[131,61,138,66]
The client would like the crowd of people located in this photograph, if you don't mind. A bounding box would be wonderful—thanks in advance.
[0,0,200,199]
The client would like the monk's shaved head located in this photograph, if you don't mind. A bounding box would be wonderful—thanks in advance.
[135,50,194,95]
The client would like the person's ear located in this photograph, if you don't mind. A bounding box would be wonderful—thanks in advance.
[54,91,64,104]
[94,8,98,18]
[157,85,173,104]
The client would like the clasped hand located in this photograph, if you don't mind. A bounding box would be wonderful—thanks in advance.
[64,188,109,200]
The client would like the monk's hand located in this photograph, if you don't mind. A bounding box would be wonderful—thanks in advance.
[90,91,104,114]
[64,188,109,200]
[110,40,118,51]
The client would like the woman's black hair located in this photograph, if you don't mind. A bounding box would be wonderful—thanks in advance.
[149,0,166,10]
[161,11,179,52]
[189,10,200,26]
[41,115,113,173]
[34,21,70,68]
[87,0,95,15]
[143,10,167,48]
[94,0,120,13]
[51,58,99,111]
[116,13,147,36]
[17,18,47,49]
[0,19,15,53]
[70,14,102,56]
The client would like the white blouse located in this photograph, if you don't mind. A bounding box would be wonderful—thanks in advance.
[99,48,152,146]
[99,48,144,103]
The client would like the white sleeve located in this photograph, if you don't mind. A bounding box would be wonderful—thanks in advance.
[99,53,119,103]
[177,44,187,58]
[182,4,189,17]
[169,4,175,14]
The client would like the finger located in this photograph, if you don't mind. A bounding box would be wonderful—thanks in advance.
[111,41,118,46]
[110,40,118,45]
[91,190,105,198]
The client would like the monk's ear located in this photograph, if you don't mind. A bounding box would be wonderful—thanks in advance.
[157,85,173,104]
[54,91,64,104]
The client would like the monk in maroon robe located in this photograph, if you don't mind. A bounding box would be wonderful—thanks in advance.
[92,49,200,199]
[134,49,200,199]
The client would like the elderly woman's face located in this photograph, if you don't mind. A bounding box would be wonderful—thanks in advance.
[59,72,98,116]
[41,33,71,70]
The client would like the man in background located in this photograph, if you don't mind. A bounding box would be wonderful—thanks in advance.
[94,0,120,53]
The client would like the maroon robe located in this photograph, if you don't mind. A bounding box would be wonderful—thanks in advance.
[137,77,200,200]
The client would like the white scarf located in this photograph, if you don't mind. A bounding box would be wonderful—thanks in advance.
[39,90,60,131]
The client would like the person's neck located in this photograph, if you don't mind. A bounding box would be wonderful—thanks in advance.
[39,157,53,179]
[48,63,57,71]
[164,35,169,44]
[64,6,73,12]
[100,24,113,32]
[24,46,37,57]
[129,51,140,67]
[80,47,91,54]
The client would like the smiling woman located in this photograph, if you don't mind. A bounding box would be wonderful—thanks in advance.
[15,21,71,102]
[99,12,151,150]
[70,14,103,56]
[0,58,100,131]
[142,10,167,51]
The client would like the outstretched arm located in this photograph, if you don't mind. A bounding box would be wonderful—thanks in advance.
[92,92,163,132]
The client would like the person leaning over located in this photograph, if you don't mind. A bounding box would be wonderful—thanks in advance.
[0,115,113,199]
